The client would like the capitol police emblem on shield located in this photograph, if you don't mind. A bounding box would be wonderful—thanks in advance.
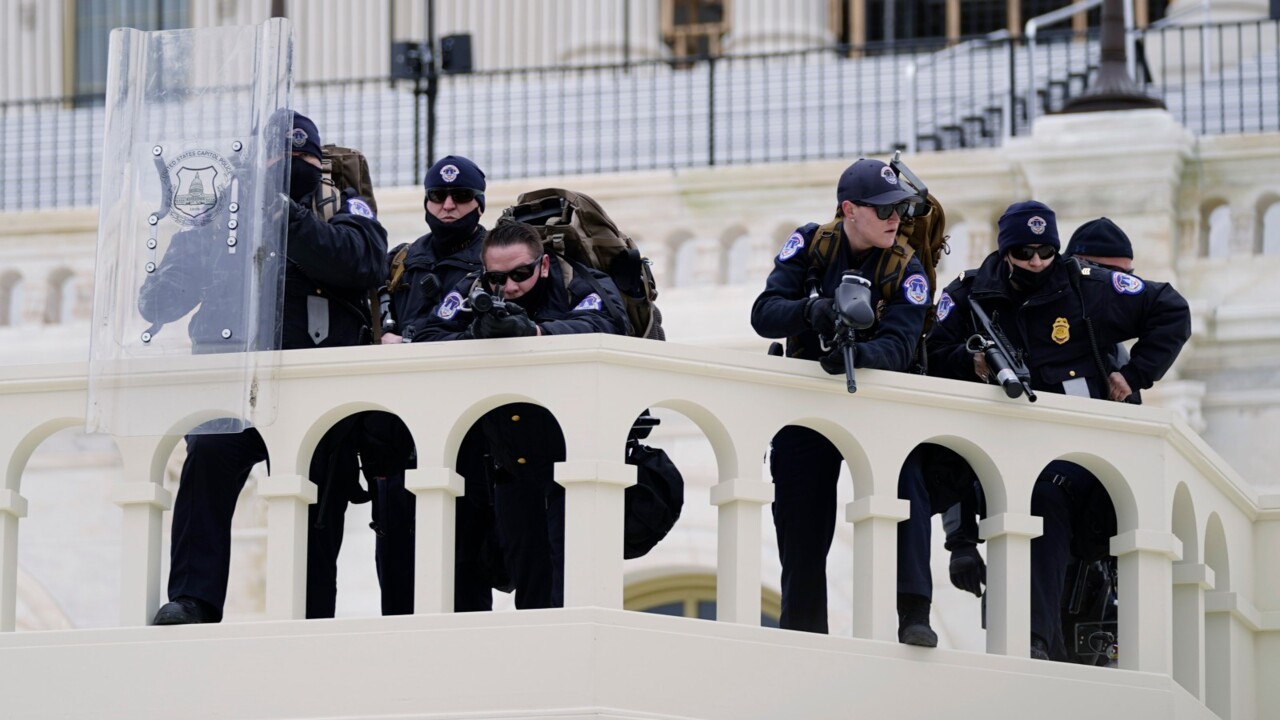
[167,149,234,226]
[440,164,460,183]
[438,291,463,319]
[778,232,805,261]
[1052,317,1071,345]
[1027,216,1047,235]
[574,293,603,311]
[936,292,954,321]
[881,166,898,184]
[1112,272,1145,295]
[903,273,929,305]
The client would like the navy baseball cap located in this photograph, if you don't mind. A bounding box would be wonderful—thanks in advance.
[997,200,1060,253]
[288,112,323,161]
[1065,217,1133,259]
[425,155,486,211]
[837,159,918,206]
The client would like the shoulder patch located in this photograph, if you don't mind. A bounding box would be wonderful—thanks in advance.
[902,273,930,305]
[437,291,464,320]
[1111,272,1145,295]
[345,197,375,219]
[778,232,805,261]
[573,293,603,311]
[936,292,955,322]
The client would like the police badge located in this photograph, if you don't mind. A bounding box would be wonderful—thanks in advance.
[1052,317,1071,345]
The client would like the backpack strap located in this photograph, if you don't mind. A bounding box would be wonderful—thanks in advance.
[385,244,411,294]
[807,218,843,281]
[873,240,917,300]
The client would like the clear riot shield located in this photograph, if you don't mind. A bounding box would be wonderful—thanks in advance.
[87,19,293,437]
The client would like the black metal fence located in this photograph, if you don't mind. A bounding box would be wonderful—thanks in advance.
[1,19,1277,212]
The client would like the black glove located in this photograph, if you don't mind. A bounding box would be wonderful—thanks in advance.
[284,194,310,225]
[818,346,855,375]
[949,544,986,597]
[470,304,538,339]
[806,297,837,336]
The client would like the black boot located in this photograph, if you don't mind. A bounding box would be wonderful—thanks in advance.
[153,596,220,625]
[897,593,938,647]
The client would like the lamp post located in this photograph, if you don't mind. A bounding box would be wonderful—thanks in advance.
[1060,0,1165,112]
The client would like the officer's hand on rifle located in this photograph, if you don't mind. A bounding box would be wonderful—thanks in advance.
[973,351,990,382]
[471,303,538,339]
[949,545,986,597]
[818,347,855,375]
[806,297,837,336]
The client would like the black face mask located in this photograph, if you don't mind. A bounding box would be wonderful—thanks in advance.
[289,161,322,202]
[508,268,550,313]
[425,207,482,249]
[1009,263,1052,292]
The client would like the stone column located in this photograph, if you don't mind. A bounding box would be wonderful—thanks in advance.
[723,0,832,54]
[110,435,172,627]
[257,474,317,621]
[980,512,1042,656]
[846,495,910,641]
[560,0,667,65]
[711,475,773,624]
[1172,561,1215,699]
[0,488,28,632]
[1113,529,1182,673]
[406,467,465,614]
[557,460,635,608]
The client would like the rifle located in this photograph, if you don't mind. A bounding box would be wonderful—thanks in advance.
[831,272,876,393]
[965,299,1037,402]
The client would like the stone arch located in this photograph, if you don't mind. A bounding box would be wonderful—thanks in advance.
[1200,199,1231,258]
[1171,482,1198,564]
[666,229,696,288]
[6,417,84,492]
[646,398,737,483]
[902,435,1010,517]
[0,270,22,327]
[766,414,872,498]
[1202,511,1232,718]
[719,224,751,286]
[1258,193,1280,255]
[1203,512,1229,592]
[43,267,76,325]
[1050,451,1140,535]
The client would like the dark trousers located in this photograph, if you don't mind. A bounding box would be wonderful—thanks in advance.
[1030,461,1115,661]
[770,425,843,633]
[897,443,981,600]
[493,468,565,609]
[372,469,494,614]
[167,421,357,619]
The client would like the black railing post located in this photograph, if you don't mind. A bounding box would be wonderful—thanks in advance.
[623,0,631,72]
[707,54,717,166]
[1008,38,1019,135]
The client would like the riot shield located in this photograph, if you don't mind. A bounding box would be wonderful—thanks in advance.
[87,19,293,437]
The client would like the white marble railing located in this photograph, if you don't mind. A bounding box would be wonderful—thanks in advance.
[0,335,1274,714]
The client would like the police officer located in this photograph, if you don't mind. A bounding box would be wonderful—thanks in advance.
[146,112,388,624]
[362,155,495,615]
[419,220,630,608]
[1065,217,1140,404]
[750,158,931,634]
[926,200,1191,659]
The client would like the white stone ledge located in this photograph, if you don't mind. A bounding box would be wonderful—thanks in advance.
[1204,591,1263,631]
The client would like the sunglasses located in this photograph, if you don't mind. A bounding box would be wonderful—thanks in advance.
[482,256,543,288]
[1008,245,1058,261]
[854,201,912,220]
[426,187,478,204]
